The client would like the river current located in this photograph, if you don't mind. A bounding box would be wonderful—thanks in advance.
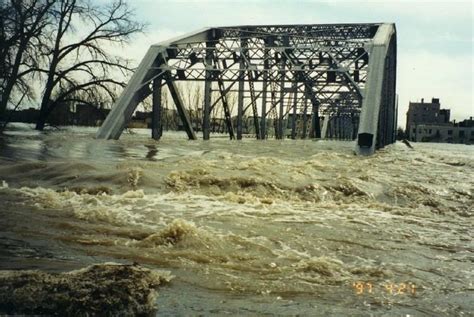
[0,123,472,316]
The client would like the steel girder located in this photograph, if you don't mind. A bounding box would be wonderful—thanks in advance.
[96,23,397,155]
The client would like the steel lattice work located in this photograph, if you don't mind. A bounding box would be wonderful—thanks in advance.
[97,23,397,155]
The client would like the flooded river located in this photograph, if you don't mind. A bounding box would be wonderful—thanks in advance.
[0,124,472,316]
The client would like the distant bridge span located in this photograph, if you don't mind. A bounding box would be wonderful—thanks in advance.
[97,23,397,155]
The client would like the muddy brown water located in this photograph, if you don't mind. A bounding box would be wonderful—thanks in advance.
[0,124,472,316]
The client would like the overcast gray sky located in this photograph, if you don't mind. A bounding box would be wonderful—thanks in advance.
[120,0,473,127]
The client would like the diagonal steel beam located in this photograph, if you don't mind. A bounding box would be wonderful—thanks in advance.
[165,75,197,140]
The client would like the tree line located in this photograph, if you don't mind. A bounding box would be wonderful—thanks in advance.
[0,0,144,131]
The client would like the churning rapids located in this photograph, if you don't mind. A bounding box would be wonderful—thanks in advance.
[0,123,472,316]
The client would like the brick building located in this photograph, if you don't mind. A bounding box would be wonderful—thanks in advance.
[405,98,450,133]
[406,98,474,144]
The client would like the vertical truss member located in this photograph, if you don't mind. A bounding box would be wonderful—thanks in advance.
[96,23,396,156]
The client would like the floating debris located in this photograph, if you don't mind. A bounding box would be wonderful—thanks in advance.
[0,263,173,316]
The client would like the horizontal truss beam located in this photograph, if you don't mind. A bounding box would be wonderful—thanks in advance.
[97,23,396,156]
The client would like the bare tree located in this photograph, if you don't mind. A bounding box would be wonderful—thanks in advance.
[161,88,176,130]
[0,0,54,125]
[178,82,202,130]
[34,0,144,130]
[190,83,203,130]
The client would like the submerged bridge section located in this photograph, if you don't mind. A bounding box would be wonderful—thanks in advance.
[96,23,397,155]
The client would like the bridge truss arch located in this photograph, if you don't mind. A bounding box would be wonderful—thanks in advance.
[97,23,397,155]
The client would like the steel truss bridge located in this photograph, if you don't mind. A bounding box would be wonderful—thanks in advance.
[97,23,397,155]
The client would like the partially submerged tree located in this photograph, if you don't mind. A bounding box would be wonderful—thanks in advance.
[0,0,55,124]
[396,127,406,140]
[0,0,144,130]
[35,0,144,130]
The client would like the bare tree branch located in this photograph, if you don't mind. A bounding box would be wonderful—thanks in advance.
[35,0,145,130]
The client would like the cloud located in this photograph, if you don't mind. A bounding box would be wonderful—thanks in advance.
[116,0,473,127]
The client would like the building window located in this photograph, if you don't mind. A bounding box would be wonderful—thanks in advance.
[459,130,465,138]
[418,129,422,134]
[448,130,453,135]
[471,131,474,136]
[412,128,416,133]
[429,129,432,134]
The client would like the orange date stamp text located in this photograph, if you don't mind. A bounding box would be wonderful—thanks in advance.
[352,281,417,295]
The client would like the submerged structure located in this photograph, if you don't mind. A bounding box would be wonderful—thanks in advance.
[97,23,397,155]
